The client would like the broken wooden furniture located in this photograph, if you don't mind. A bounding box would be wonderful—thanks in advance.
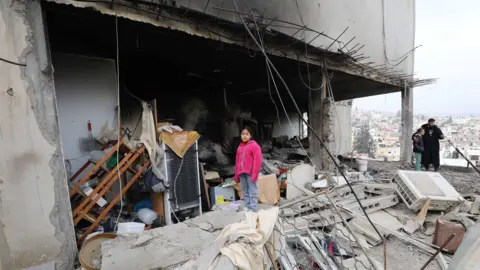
[68,140,150,243]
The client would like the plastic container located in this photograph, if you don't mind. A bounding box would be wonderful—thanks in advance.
[433,217,465,253]
[138,208,157,225]
[356,158,368,172]
[116,222,145,234]
[79,232,117,270]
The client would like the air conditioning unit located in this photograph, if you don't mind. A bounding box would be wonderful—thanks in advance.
[393,170,464,211]
[163,141,202,225]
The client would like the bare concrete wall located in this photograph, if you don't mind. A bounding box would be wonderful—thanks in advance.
[333,100,353,155]
[173,0,415,75]
[53,53,118,174]
[0,1,76,269]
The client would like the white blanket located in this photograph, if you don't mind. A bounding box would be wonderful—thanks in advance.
[219,207,279,270]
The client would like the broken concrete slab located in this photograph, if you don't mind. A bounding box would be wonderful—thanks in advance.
[281,185,365,217]
[183,210,244,232]
[341,254,382,270]
[349,210,403,246]
[282,195,399,235]
[344,194,399,215]
[333,224,371,250]
[360,182,397,195]
[101,222,216,270]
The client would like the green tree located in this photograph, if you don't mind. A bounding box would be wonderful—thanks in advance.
[353,123,376,158]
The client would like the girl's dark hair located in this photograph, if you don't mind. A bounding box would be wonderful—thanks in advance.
[417,128,424,133]
[241,126,254,137]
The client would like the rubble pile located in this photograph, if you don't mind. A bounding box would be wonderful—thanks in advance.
[273,162,480,270]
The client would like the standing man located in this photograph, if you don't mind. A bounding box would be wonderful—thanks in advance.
[421,118,445,171]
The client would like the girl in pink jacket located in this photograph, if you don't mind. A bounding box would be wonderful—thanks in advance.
[234,127,262,211]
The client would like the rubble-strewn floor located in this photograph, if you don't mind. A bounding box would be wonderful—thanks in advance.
[368,236,440,270]
[367,160,480,194]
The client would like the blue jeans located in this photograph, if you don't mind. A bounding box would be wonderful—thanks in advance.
[239,173,258,211]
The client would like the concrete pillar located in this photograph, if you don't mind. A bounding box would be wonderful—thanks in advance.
[309,75,326,170]
[0,1,76,269]
[308,73,337,172]
[321,99,336,172]
[400,83,414,163]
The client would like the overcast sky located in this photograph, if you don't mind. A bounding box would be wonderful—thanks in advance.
[353,0,480,116]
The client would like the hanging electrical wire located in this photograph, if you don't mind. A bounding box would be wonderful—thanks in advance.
[113,9,124,232]
[0,57,26,67]
[232,0,384,243]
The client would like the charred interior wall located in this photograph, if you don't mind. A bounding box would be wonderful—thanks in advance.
[53,53,118,174]
[0,1,76,269]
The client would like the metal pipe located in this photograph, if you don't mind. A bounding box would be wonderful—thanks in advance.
[420,233,456,270]
[325,26,349,50]
[448,140,480,175]
[340,36,356,50]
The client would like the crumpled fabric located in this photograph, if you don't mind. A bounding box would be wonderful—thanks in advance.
[160,131,200,158]
[139,102,165,183]
[219,207,279,270]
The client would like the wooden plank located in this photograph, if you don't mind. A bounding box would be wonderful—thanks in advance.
[68,160,92,183]
[152,192,165,224]
[69,140,121,197]
[73,146,145,224]
[200,164,211,211]
[72,149,135,217]
[77,160,151,244]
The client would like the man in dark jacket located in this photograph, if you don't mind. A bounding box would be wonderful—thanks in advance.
[421,118,444,171]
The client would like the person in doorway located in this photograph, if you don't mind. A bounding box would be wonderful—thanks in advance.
[421,118,444,171]
[412,128,425,171]
[234,126,262,212]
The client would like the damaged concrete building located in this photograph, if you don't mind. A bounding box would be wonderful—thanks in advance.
[0,0,433,269]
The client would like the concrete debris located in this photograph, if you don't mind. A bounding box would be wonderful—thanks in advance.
[283,194,399,235]
[101,223,215,270]
[101,210,245,270]
[280,185,365,218]
[360,182,397,195]
[183,210,245,232]
[342,254,382,270]
[261,159,279,175]
[349,210,403,246]
[462,193,480,215]
[403,199,431,235]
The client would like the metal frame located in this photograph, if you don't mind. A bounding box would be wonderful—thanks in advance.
[163,141,202,225]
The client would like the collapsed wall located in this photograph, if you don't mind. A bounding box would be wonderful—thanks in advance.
[0,1,76,269]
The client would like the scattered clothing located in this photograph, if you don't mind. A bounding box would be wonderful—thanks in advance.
[421,124,444,171]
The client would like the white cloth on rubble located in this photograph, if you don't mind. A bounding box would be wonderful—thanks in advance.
[139,102,165,182]
[218,207,279,270]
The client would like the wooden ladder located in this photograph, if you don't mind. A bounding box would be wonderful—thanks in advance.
[68,140,150,243]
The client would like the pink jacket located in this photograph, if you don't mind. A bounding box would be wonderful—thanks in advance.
[234,140,262,182]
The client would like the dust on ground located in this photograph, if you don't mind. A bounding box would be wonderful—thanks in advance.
[367,160,480,194]
[368,236,440,270]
